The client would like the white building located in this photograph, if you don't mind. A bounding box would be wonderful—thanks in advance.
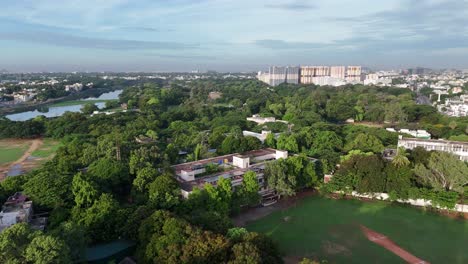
[0,193,33,232]
[65,83,83,92]
[172,149,289,202]
[243,130,280,143]
[398,137,468,161]
[386,128,431,139]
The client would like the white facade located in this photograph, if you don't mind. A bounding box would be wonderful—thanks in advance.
[246,115,276,125]
[398,137,468,161]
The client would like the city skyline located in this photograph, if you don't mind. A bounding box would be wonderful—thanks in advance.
[1,0,468,72]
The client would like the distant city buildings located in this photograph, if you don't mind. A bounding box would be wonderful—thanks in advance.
[257,65,364,86]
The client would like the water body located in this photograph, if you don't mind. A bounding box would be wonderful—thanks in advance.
[5,90,122,121]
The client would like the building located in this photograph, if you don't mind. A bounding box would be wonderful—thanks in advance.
[386,128,431,139]
[0,193,46,232]
[246,114,276,125]
[330,66,346,79]
[171,148,289,205]
[346,66,362,82]
[300,66,330,84]
[267,66,300,86]
[398,137,468,161]
[242,130,280,143]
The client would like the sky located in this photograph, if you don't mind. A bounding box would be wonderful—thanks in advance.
[0,0,467,72]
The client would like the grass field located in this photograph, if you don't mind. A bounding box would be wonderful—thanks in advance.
[0,140,30,165]
[31,138,61,158]
[48,99,118,107]
[247,196,468,263]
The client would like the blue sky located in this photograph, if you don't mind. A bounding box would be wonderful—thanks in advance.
[0,0,467,72]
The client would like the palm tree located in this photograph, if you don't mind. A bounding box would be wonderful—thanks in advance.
[392,147,410,168]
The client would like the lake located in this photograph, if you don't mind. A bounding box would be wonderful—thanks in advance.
[5,90,122,121]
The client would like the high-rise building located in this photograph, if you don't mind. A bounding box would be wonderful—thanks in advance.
[300,66,330,84]
[346,66,362,82]
[330,66,346,79]
[265,66,300,86]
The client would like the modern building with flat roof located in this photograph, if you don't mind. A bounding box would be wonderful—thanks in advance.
[398,136,468,161]
[171,148,289,205]
[0,192,46,232]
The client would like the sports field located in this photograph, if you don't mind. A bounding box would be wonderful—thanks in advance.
[0,139,30,165]
[247,196,468,263]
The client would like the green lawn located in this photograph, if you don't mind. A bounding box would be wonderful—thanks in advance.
[48,99,118,107]
[0,141,29,165]
[31,138,61,158]
[247,196,468,263]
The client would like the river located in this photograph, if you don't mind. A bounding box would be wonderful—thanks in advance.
[5,90,122,121]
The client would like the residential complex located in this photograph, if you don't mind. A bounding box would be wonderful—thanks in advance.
[171,148,289,205]
[258,65,363,86]
[398,136,468,161]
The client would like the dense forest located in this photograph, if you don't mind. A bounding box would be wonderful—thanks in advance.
[0,79,467,263]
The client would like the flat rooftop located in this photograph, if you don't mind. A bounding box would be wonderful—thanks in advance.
[171,148,277,174]
[400,137,468,146]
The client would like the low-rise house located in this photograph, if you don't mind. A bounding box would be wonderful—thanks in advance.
[0,192,46,232]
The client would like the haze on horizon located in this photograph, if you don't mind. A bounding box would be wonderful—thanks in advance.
[0,0,467,72]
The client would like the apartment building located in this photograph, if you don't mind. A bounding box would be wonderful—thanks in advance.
[346,66,362,82]
[330,66,346,79]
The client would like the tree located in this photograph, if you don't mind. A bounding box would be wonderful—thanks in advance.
[345,133,384,153]
[264,133,276,148]
[384,103,407,123]
[25,235,71,264]
[414,152,468,193]
[265,159,296,198]
[133,166,159,192]
[76,193,120,242]
[147,173,180,209]
[88,158,130,193]
[0,223,39,263]
[276,134,298,153]
[51,221,86,262]
[72,172,99,208]
[385,164,412,199]
[129,147,158,175]
[239,171,260,206]
[81,102,99,115]
[23,171,73,209]
[229,242,262,264]
[392,147,410,168]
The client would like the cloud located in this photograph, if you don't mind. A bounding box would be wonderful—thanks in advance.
[146,53,217,60]
[0,31,198,50]
[265,1,316,11]
[254,39,325,49]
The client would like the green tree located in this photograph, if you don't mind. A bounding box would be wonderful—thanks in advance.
[133,166,159,192]
[51,221,86,261]
[0,223,39,263]
[392,147,410,168]
[384,103,407,123]
[239,171,260,206]
[81,102,99,115]
[264,133,276,148]
[276,134,298,153]
[72,172,99,208]
[147,173,180,209]
[23,171,73,209]
[265,159,296,198]
[25,235,71,264]
[414,152,468,193]
[345,133,384,153]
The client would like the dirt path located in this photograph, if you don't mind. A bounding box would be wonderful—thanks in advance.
[0,138,43,180]
[360,225,429,264]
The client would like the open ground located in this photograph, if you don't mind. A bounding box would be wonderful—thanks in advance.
[0,138,61,180]
[244,195,468,264]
